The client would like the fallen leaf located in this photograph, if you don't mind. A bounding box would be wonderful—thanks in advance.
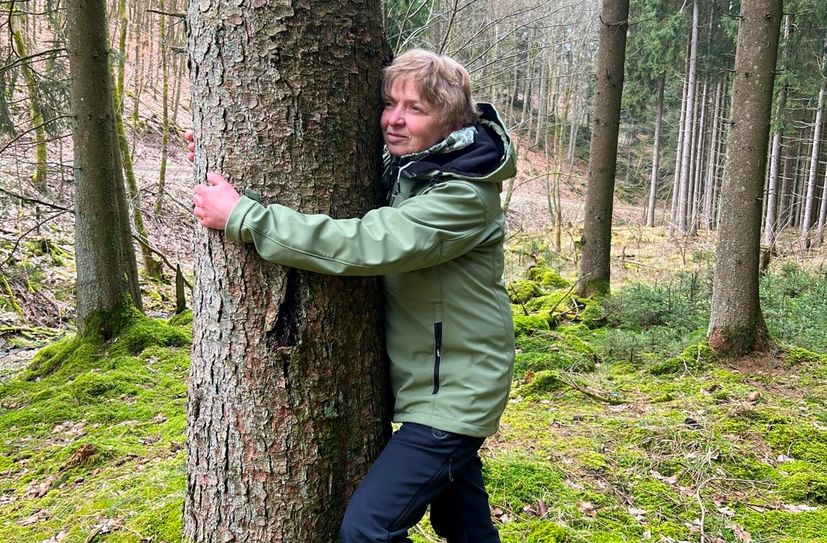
[579,500,596,517]
[729,522,752,542]
[628,507,646,521]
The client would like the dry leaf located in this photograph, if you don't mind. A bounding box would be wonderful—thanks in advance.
[579,500,596,517]
[729,522,752,542]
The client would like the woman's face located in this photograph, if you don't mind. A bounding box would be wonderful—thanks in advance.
[381,78,450,157]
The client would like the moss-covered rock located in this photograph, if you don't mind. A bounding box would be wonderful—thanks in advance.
[525,290,570,314]
[168,309,193,327]
[508,279,543,304]
[520,370,564,395]
[513,313,553,337]
[577,297,607,328]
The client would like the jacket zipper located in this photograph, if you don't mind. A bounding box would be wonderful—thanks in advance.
[432,322,443,394]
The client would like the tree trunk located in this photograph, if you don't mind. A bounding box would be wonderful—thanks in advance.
[669,47,690,238]
[11,13,49,193]
[801,82,825,249]
[67,0,142,334]
[154,2,170,216]
[114,0,163,279]
[762,13,791,250]
[708,0,781,356]
[646,77,664,227]
[702,79,723,231]
[185,1,390,541]
[577,0,629,297]
[677,0,699,235]
[689,79,708,236]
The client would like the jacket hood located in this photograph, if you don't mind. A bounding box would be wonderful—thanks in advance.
[393,103,517,185]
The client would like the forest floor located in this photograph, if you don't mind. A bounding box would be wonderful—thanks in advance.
[1,137,827,542]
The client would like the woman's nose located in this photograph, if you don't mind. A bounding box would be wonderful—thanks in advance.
[388,106,405,126]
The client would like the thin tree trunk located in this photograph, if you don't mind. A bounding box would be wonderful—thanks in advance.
[677,0,700,235]
[577,0,629,297]
[155,2,170,216]
[670,48,690,238]
[815,161,827,245]
[801,82,825,249]
[114,0,162,279]
[185,0,390,540]
[702,80,723,230]
[689,79,708,235]
[11,13,48,193]
[646,77,664,227]
[762,13,792,250]
[708,0,781,356]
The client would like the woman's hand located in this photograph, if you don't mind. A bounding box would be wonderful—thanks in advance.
[184,129,195,162]
[193,172,241,230]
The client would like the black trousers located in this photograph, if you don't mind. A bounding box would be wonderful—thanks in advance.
[340,422,501,543]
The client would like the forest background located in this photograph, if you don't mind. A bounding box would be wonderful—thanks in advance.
[1,0,827,542]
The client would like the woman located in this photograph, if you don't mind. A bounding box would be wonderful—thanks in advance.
[192,49,516,543]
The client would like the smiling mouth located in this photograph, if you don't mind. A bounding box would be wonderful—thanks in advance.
[386,133,407,142]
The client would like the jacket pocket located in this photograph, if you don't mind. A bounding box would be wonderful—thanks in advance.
[432,322,443,394]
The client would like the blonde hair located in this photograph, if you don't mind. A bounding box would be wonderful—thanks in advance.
[383,49,480,131]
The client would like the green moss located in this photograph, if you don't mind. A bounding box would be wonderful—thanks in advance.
[784,346,826,367]
[578,297,607,328]
[777,461,827,504]
[540,270,571,289]
[766,422,827,466]
[513,313,553,337]
[650,341,715,376]
[525,521,569,542]
[520,370,564,395]
[168,309,193,327]
[484,454,575,509]
[508,280,543,304]
[525,291,570,313]
[579,450,610,471]
[740,508,827,541]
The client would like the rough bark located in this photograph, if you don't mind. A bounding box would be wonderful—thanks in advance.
[185,1,390,541]
[67,0,142,333]
[577,0,629,297]
[708,0,781,356]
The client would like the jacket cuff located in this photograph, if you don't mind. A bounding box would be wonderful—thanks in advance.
[225,195,259,241]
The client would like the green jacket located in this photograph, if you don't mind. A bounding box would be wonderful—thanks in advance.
[225,103,516,437]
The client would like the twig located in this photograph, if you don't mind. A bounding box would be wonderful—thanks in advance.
[146,8,185,18]
[559,374,627,405]
[0,115,72,155]
[507,284,529,316]
[0,210,69,269]
[0,186,73,213]
[546,276,584,315]
[131,232,192,290]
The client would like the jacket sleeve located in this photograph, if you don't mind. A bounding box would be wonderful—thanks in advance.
[224,181,496,276]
